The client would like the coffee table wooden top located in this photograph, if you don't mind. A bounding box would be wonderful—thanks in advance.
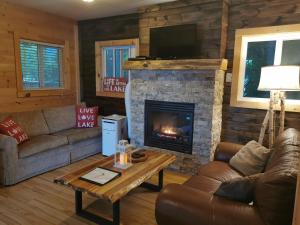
[54,150,176,203]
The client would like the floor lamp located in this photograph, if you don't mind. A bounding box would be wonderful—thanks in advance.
[257,65,300,148]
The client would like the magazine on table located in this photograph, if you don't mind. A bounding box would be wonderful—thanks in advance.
[80,167,121,185]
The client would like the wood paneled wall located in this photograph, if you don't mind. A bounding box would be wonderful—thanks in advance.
[139,0,229,58]
[77,0,300,143]
[78,0,228,116]
[221,0,300,144]
[78,14,139,116]
[0,1,78,112]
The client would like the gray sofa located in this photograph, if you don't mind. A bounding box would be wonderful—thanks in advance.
[0,105,102,185]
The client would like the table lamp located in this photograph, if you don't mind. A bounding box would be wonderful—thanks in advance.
[257,65,300,148]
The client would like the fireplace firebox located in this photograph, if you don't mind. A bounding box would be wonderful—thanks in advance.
[144,100,195,154]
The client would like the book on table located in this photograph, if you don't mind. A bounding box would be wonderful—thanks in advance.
[80,167,121,185]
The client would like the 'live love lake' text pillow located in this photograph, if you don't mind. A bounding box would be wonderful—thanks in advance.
[76,106,98,128]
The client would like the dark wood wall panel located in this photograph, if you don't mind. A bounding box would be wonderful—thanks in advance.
[78,14,139,116]
[139,0,229,58]
[222,0,300,144]
[78,0,300,144]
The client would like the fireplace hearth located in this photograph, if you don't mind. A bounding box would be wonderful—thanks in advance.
[144,100,195,154]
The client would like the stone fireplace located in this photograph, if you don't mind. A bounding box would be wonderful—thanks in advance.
[124,59,227,174]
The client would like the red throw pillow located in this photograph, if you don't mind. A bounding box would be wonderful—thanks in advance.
[0,117,29,144]
[76,106,98,128]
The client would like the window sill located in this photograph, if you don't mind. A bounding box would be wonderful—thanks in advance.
[17,89,73,98]
[230,97,300,112]
[96,91,124,99]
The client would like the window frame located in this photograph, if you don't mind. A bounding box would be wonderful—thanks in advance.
[95,39,139,98]
[14,32,72,98]
[231,24,300,112]
[20,39,64,90]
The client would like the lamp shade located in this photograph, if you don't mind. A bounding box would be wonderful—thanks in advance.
[258,65,300,91]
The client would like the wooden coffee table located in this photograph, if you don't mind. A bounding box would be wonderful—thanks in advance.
[54,150,176,225]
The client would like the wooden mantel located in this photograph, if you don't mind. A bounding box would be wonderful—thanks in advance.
[123,59,228,71]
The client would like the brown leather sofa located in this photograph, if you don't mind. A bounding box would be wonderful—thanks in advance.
[155,128,300,225]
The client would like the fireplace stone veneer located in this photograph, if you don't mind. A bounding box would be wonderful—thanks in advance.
[125,59,227,174]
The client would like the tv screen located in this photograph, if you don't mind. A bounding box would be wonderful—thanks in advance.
[150,24,197,59]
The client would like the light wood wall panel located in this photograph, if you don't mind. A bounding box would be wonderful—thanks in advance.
[0,1,77,112]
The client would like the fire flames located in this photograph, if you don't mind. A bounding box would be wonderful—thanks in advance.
[161,127,177,135]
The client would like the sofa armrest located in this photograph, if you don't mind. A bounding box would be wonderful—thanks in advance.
[214,142,244,162]
[0,134,18,185]
[155,184,264,225]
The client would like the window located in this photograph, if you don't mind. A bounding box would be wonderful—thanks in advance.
[231,24,300,112]
[102,45,135,79]
[95,39,139,98]
[20,40,63,90]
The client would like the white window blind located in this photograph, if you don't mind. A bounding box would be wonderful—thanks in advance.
[20,40,64,89]
[102,45,135,79]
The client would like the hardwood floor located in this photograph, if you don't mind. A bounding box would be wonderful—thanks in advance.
[0,155,190,225]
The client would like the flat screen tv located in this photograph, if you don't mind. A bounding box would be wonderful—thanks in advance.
[150,24,197,59]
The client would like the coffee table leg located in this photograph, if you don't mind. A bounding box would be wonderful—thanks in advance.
[75,190,82,214]
[75,190,120,225]
[113,200,120,225]
[140,169,164,191]
[158,170,164,190]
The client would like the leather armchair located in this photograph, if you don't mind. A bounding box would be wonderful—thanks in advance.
[155,129,300,225]
[156,142,264,225]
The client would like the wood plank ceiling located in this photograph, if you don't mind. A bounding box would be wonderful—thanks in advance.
[4,0,177,20]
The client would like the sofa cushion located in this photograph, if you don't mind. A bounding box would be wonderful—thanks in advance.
[197,161,242,182]
[155,183,266,225]
[0,111,49,137]
[214,173,261,203]
[266,128,300,171]
[53,127,101,144]
[184,174,221,193]
[43,105,76,133]
[18,135,68,158]
[229,140,271,176]
[255,128,300,225]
